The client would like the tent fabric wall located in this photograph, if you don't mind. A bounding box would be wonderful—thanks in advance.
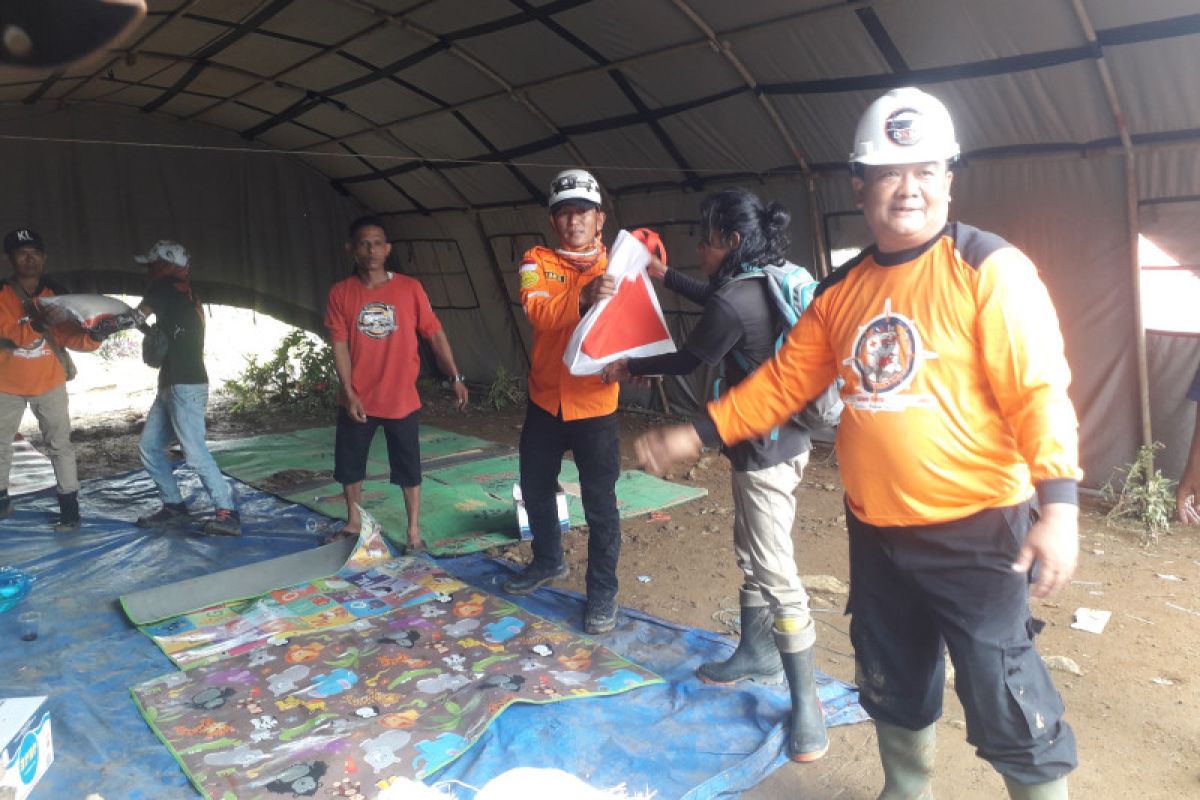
[0,106,365,333]
[4,1,1200,486]
[1147,333,1200,482]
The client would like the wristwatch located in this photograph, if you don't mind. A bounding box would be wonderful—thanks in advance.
[451,373,467,383]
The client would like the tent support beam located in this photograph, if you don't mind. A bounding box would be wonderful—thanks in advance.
[1071,0,1153,452]
[474,213,530,371]
[668,0,830,276]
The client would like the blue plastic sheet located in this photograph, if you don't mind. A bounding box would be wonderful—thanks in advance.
[0,468,865,798]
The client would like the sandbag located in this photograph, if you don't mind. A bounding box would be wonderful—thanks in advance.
[29,293,140,338]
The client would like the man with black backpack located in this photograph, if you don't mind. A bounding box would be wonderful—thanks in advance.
[132,240,240,536]
[602,188,830,764]
[0,227,100,531]
[633,88,1079,799]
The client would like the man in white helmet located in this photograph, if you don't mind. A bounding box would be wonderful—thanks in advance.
[633,87,1078,798]
[502,168,623,636]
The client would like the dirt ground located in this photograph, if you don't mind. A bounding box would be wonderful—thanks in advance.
[26,369,1200,799]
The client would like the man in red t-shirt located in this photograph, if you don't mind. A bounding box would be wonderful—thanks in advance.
[324,216,468,549]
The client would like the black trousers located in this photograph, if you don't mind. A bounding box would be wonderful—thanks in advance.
[519,402,621,602]
[847,499,1077,784]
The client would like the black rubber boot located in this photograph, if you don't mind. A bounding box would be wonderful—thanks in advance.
[698,602,784,685]
[54,491,80,533]
[876,720,936,799]
[779,645,830,762]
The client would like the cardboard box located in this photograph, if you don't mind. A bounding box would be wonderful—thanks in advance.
[0,696,53,800]
[512,483,569,542]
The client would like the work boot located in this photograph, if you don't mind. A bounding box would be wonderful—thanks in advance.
[502,560,568,595]
[1003,776,1068,799]
[876,720,936,800]
[203,508,242,536]
[698,602,784,685]
[136,502,190,528]
[0,490,11,519]
[778,644,829,762]
[54,491,81,533]
[583,596,618,635]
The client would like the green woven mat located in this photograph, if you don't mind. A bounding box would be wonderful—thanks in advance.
[212,426,706,555]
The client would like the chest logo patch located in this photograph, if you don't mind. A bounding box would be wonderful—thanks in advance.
[842,298,937,411]
[357,302,397,339]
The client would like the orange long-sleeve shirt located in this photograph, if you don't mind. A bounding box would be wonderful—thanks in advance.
[519,246,618,420]
[0,279,99,396]
[703,223,1081,527]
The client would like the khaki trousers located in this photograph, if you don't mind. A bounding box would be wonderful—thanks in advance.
[0,383,79,494]
[730,452,811,621]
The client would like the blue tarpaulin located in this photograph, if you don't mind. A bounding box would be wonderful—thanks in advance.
[0,468,865,798]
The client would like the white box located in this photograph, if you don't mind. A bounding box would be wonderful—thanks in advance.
[512,483,569,542]
[0,696,53,800]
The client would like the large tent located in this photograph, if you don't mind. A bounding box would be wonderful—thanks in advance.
[2,0,1199,486]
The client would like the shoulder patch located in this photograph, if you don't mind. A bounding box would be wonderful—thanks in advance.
[519,268,540,290]
[951,222,1012,270]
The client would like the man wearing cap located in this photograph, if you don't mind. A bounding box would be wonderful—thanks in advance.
[634,88,1079,799]
[132,240,240,536]
[501,169,623,636]
[324,215,468,549]
[0,228,100,531]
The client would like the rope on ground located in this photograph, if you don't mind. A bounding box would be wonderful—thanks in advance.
[712,596,740,634]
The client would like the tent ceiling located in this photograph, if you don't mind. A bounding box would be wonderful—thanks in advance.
[1,0,1198,218]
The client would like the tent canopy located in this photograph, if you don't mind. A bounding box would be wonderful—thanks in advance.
[4,0,1200,484]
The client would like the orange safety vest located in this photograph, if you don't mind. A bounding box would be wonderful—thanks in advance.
[518,246,618,421]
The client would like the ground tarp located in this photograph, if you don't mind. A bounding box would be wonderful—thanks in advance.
[0,469,866,799]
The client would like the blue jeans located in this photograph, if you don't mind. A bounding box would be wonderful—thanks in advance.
[138,384,234,511]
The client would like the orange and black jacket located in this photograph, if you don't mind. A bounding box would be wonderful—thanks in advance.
[0,278,99,396]
[518,246,618,420]
[696,222,1081,527]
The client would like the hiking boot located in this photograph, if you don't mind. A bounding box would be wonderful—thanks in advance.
[502,561,568,595]
[583,597,618,635]
[136,502,190,528]
[54,491,81,533]
[0,490,11,519]
[203,509,242,536]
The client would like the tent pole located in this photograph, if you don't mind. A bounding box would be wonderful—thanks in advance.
[473,212,530,370]
[1071,0,1153,452]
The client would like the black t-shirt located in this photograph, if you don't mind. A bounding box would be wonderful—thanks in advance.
[142,277,207,387]
[679,273,809,471]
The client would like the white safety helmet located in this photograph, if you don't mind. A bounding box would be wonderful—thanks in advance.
[548,168,602,210]
[849,87,960,166]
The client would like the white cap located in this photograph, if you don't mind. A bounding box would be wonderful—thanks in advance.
[849,87,960,166]
[134,240,190,268]
[548,168,601,210]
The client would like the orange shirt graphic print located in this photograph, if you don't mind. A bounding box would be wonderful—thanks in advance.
[843,298,938,411]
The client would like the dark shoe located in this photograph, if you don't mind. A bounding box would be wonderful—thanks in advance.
[698,603,785,685]
[583,597,618,635]
[502,561,568,595]
[54,491,80,533]
[136,502,190,528]
[0,490,11,519]
[779,646,829,762]
[203,509,242,536]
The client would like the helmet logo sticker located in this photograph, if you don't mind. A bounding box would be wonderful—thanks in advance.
[884,108,923,147]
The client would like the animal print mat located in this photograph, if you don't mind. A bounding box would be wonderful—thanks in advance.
[129,514,662,797]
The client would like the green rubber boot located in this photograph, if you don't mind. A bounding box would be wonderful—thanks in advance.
[1003,776,1068,799]
[876,720,936,800]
